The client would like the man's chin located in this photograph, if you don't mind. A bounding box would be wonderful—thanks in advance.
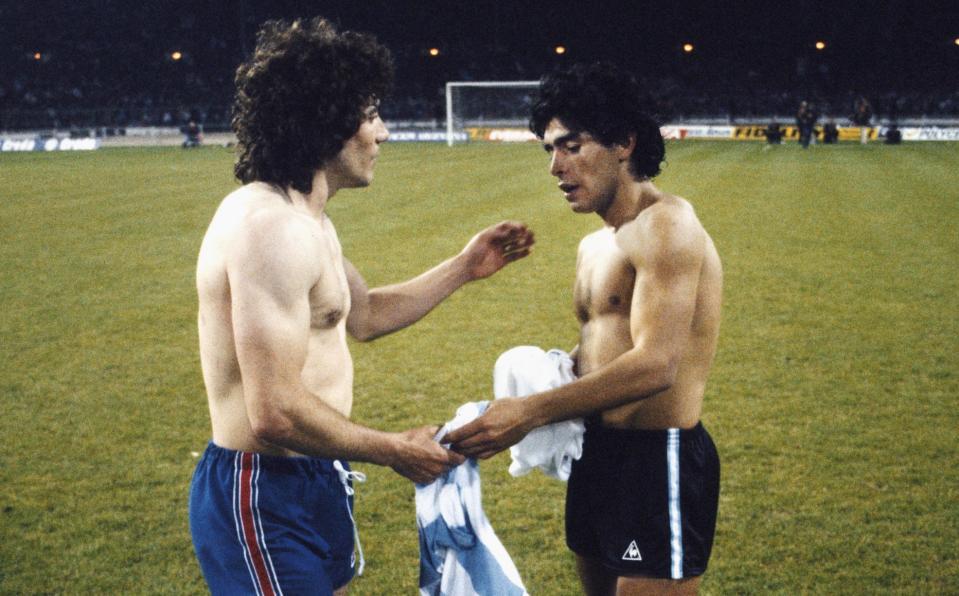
[349,175,374,189]
[569,201,593,214]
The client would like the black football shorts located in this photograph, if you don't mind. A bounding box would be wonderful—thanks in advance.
[566,421,720,579]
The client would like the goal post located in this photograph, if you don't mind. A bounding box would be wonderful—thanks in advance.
[445,81,540,146]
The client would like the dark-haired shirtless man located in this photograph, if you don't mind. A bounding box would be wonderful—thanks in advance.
[448,62,722,595]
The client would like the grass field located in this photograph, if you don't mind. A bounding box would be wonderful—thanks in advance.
[1,139,957,595]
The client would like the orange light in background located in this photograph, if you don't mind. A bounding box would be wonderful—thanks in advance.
[815,41,826,50]
[428,47,440,57]
[683,43,694,53]
[954,37,959,46]
[171,51,183,61]
[555,45,566,55]
[33,52,42,60]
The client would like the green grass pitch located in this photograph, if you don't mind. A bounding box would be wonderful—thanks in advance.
[1,140,957,594]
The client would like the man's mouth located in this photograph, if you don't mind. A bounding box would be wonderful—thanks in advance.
[559,182,578,197]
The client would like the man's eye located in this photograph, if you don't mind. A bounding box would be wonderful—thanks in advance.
[567,145,580,153]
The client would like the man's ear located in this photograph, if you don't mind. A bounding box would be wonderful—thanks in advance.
[617,133,637,162]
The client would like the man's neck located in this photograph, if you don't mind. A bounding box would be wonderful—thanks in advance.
[599,180,659,230]
[284,170,333,219]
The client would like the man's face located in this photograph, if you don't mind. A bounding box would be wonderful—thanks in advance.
[328,104,389,188]
[542,118,625,214]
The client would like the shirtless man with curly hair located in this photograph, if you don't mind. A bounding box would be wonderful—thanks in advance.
[189,18,533,595]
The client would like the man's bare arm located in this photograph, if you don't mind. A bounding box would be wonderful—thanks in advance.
[568,344,580,376]
[447,206,704,458]
[230,213,462,482]
[346,221,533,341]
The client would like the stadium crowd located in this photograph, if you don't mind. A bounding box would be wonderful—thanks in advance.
[3,2,958,133]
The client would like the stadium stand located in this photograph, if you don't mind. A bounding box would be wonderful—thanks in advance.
[2,2,958,135]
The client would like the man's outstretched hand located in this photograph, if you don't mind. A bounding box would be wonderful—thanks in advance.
[445,398,533,460]
[460,221,534,281]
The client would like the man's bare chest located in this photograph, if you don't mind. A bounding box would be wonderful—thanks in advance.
[573,235,635,322]
[308,223,350,330]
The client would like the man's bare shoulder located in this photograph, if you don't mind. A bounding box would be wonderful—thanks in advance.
[577,226,614,252]
[616,195,705,264]
[223,184,322,243]
[210,184,323,277]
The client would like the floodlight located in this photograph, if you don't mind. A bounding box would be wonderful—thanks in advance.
[429,47,440,57]
[815,41,826,50]
[171,51,183,61]
[555,45,566,55]
[683,43,694,53]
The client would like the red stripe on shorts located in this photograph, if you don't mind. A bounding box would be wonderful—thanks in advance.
[239,452,276,596]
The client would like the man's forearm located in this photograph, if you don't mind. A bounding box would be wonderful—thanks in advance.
[251,382,462,484]
[524,348,676,427]
[251,386,400,466]
[362,253,472,339]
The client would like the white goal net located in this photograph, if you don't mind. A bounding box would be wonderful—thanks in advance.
[445,81,539,146]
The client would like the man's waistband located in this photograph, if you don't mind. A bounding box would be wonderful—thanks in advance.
[583,418,707,444]
[201,440,346,476]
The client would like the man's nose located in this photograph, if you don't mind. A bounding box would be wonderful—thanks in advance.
[549,152,563,177]
[376,118,389,143]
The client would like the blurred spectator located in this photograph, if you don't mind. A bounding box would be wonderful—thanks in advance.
[822,120,839,144]
[182,119,202,148]
[884,124,902,144]
[851,96,873,144]
[765,121,783,144]
[796,100,818,148]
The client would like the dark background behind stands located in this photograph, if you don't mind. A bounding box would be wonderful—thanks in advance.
[2,0,958,132]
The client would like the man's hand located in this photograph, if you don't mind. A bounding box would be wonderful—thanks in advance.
[445,398,533,460]
[389,425,465,484]
[460,221,534,281]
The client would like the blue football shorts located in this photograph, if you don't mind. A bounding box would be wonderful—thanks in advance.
[189,442,360,595]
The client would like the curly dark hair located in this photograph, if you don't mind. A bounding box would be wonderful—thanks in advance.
[232,17,394,193]
[530,62,665,179]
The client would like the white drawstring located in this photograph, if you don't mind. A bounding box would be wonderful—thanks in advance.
[333,460,367,576]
